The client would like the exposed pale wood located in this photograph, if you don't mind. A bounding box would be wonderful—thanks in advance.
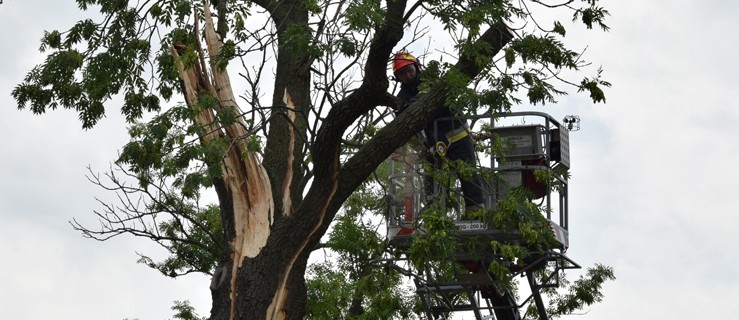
[170,47,222,143]
[199,0,274,261]
[268,162,339,320]
[173,2,277,319]
[266,291,288,320]
[280,89,297,216]
[203,2,250,148]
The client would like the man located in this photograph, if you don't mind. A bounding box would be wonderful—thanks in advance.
[391,50,485,217]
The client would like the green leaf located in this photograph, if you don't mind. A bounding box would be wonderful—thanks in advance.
[336,38,358,57]
[40,30,62,52]
[553,21,566,36]
[504,47,516,68]
[345,0,384,31]
[171,300,208,320]
[574,6,611,31]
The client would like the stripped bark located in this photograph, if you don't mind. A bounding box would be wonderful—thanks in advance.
[279,89,297,216]
[173,2,276,319]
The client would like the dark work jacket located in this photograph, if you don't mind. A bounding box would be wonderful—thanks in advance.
[396,76,484,207]
[396,77,467,148]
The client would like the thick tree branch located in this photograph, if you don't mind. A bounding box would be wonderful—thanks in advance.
[310,0,408,181]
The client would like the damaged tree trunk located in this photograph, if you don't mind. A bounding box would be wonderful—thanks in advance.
[173,4,277,320]
[173,2,314,319]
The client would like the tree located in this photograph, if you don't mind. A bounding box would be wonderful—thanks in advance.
[13,0,612,319]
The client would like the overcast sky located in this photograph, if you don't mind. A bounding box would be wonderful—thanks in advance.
[2,1,738,319]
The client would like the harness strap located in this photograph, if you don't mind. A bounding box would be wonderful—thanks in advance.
[447,127,470,144]
[434,126,470,157]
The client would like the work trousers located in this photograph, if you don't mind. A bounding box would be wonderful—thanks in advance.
[426,136,485,210]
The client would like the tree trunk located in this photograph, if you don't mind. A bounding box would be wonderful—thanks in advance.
[173,1,317,319]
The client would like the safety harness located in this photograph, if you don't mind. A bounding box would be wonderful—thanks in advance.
[433,126,470,157]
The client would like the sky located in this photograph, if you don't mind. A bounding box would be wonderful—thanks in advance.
[1,1,738,319]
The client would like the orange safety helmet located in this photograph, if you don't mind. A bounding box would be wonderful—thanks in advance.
[392,51,420,73]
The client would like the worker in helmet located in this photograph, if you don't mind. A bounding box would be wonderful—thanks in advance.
[391,50,485,217]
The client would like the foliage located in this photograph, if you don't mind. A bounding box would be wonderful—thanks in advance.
[16,0,615,318]
[171,300,208,320]
[409,205,459,269]
[306,180,416,319]
[137,205,224,277]
[548,264,616,317]
[521,264,615,319]
[116,102,229,197]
